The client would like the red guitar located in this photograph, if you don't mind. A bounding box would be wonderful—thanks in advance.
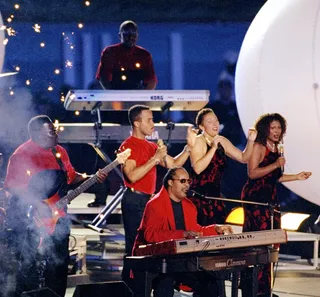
[32,148,131,236]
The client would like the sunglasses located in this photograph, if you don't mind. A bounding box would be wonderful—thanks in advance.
[172,178,192,184]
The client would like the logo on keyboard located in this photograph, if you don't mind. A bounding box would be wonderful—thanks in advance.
[215,258,246,268]
[150,95,164,100]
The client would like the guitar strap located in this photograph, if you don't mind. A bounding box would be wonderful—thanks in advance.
[51,147,67,180]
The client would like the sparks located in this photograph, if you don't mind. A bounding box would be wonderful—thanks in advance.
[15,66,20,71]
[26,80,31,85]
[33,24,41,33]
[14,4,20,10]
[6,27,16,36]
[78,23,84,29]
[54,69,60,75]
[75,111,80,116]
[55,153,61,158]
[48,86,54,91]
[85,1,90,6]
[40,42,45,47]
[65,60,73,68]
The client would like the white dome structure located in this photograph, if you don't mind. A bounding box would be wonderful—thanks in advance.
[236,0,320,206]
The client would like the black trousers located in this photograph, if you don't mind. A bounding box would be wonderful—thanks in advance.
[121,189,151,284]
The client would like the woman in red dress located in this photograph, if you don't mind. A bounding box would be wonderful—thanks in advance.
[189,108,257,225]
[241,113,311,297]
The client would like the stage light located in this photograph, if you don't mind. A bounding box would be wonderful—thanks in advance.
[281,213,310,231]
[225,207,244,225]
[225,207,312,232]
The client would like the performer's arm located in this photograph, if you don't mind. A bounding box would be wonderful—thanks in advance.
[142,54,157,90]
[162,126,196,168]
[223,128,256,163]
[96,48,113,90]
[190,136,218,174]
[279,171,311,182]
[99,76,112,90]
[123,147,165,183]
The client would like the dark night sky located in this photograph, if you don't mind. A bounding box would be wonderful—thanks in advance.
[1,0,267,23]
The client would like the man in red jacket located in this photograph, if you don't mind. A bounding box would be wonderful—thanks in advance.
[133,167,233,297]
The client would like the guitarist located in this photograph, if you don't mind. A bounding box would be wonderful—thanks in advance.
[4,115,107,297]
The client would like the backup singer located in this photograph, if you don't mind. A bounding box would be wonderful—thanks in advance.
[132,167,233,297]
[119,105,196,285]
[240,113,311,297]
[189,108,257,225]
[96,20,157,90]
[4,115,107,297]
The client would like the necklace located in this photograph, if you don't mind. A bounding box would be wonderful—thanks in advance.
[202,134,213,146]
[266,141,276,152]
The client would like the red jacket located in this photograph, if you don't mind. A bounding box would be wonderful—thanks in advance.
[133,186,218,255]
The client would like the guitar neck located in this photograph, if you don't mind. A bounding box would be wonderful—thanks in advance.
[56,159,120,209]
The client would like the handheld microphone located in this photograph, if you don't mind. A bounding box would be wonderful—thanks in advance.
[187,190,206,200]
[157,139,164,148]
[277,142,284,173]
[157,139,167,167]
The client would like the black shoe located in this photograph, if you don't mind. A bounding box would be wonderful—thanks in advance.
[87,201,106,207]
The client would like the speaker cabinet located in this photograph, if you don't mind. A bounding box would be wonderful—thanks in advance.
[21,288,60,297]
[72,281,132,297]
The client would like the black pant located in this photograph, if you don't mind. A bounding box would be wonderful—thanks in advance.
[121,189,151,283]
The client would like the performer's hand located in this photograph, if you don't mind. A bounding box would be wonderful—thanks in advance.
[248,128,257,142]
[215,225,234,235]
[96,169,108,183]
[275,156,285,169]
[183,230,203,239]
[296,171,312,180]
[154,145,167,163]
[186,126,198,148]
[212,135,224,149]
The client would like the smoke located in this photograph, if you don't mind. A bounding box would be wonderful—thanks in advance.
[0,76,37,153]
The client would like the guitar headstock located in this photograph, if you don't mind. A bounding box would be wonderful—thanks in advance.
[117,148,131,164]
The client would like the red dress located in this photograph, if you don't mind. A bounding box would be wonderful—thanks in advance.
[189,144,227,225]
[241,147,282,295]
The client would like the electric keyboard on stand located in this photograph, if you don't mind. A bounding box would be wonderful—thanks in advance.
[57,123,191,144]
[135,229,287,256]
[64,89,209,111]
[126,230,287,297]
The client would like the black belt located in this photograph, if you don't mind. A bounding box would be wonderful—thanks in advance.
[126,187,151,196]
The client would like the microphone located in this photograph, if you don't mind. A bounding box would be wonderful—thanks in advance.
[157,139,164,148]
[157,139,167,167]
[187,190,206,200]
[277,142,284,173]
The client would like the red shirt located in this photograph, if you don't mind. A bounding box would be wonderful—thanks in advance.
[133,186,218,255]
[5,139,76,193]
[96,43,157,89]
[119,136,157,194]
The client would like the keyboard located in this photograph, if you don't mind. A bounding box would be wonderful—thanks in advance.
[57,122,192,143]
[135,229,287,256]
[64,89,209,111]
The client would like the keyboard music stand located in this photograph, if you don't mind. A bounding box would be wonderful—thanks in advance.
[161,101,175,148]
